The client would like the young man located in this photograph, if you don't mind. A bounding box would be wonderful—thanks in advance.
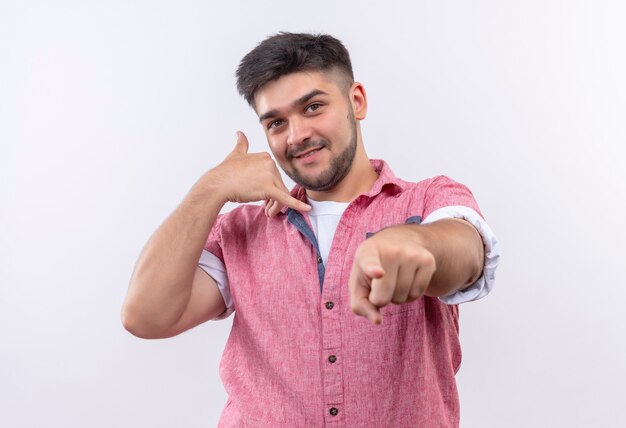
[122,33,499,426]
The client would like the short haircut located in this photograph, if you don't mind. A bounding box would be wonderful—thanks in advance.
[236,32,355,107]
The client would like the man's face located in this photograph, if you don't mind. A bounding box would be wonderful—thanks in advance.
[255,70,358,192]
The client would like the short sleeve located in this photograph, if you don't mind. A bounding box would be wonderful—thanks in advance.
[198,250,234,320]
[422,206,500,304]
[199,214,234,319]
[204,214,225,261]
[422,175,483,219]
[419,176,500,304]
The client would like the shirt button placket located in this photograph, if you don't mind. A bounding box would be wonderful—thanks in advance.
[321,297,343,422]
[321,222,349,424]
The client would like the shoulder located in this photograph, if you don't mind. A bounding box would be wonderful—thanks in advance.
[407,174,467,189]
[398,174,475,197]
[216,203,292,242]
[205,204,277,257]
[393,174,471,198]
[217,204,267,230]
[387,174,481,218]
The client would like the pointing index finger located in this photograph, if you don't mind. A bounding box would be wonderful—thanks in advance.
[349,246,385,324]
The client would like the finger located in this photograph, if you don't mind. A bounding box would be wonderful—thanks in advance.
[267,199,284,217]
[408,261,436,301]
[233,131,249,154]
[271,165,297,196]
[263,199,271,217]
[269,179,292,216]
[266,171,311,212]
[273,174,291,194]
[353,244,385,278]
[267,187,311,212]
[263,198,278,217]
[348,258,384,325]
[350,246,385,323]
[352,286,382,325]
[391,264,416,304]
[368,259,398,308]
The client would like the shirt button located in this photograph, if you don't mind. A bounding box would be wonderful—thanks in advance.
[328,355,337,363]
[317,255,323,264]
[329,407,339,416]
[325,301,334,310]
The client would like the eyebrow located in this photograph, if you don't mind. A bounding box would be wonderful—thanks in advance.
[258,89,329,123]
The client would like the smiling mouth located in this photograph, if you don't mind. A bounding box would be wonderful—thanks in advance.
[294,147,323,159]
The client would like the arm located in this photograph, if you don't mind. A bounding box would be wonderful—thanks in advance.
[121,185,226,339]
[349,218,484,325]
[121,132,310,339]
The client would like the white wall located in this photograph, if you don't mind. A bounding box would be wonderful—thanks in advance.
[1,1,625,426]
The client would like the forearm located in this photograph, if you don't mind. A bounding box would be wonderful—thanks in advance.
[122,174,226,332]
[411,219,484,297]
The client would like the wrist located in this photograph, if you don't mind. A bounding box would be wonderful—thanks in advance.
[189,169,229,208]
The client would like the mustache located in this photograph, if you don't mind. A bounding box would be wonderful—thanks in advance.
[286,140,329,160]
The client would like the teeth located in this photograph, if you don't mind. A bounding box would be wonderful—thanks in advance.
[299,148,321,158]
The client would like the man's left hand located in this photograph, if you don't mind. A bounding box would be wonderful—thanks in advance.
[348,225,436,325]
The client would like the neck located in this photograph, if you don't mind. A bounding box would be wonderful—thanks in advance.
[306,147,378,203]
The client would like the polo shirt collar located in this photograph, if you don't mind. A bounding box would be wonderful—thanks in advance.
[280,159,405,215]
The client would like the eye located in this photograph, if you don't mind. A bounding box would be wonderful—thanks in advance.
[305,103,322,113]
[268,119,284,129]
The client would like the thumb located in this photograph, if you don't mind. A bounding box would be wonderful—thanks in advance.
[233,131,249,154]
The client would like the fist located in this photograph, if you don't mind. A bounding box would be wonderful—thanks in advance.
[348,225,436,324]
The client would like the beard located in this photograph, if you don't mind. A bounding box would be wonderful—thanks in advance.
[283,114,358,192]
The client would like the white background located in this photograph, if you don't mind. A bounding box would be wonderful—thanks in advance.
[1,1,625,427]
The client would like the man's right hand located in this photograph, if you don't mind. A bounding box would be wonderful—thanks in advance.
[122,131,310,338]
[202,131,310,216]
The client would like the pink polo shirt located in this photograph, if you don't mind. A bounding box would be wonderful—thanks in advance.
[204,160,488,427]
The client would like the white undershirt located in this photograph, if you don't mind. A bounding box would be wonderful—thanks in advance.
[306,197,350,266]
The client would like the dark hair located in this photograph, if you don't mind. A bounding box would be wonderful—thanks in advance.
[236,32,354,106]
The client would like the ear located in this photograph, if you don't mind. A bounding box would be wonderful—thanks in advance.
[349,82,368,120]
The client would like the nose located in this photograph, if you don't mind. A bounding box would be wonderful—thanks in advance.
[286,116,313,146]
